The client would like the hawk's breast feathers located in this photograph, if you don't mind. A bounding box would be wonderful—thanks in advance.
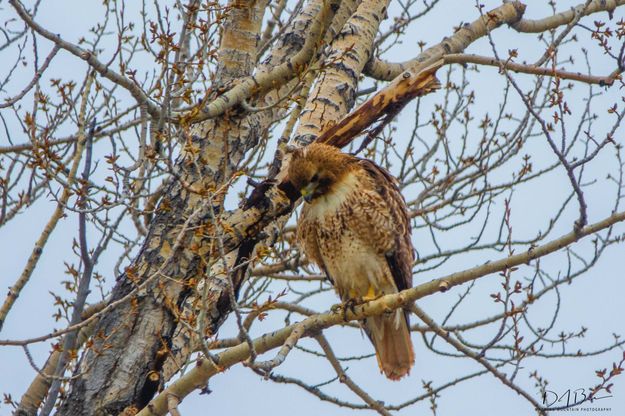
[296,157,414,295]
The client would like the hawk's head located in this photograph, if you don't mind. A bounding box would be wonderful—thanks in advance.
[287,143,353,203]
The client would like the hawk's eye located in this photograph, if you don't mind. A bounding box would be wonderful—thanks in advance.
[311,173,319,182]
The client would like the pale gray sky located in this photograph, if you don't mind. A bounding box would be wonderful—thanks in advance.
[1,1,625,415]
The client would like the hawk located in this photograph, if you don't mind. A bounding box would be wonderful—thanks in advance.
[288,142,415,380]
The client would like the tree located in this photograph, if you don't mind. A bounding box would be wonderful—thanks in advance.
[1,0,625,414]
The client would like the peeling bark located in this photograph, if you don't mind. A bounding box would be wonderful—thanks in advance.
[57,1,269,414]
[297,0,393,140]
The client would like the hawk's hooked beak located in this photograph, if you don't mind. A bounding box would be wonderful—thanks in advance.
[300,182,317,203]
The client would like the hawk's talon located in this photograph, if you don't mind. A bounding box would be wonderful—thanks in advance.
[330,298,365,322]
[345,299,359,320]
[331,299,360,321]
[330,303,343,314]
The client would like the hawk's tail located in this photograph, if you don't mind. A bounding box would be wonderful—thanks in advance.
[366,310,415,380]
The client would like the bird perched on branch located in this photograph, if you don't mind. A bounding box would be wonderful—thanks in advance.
[288,142,415,380]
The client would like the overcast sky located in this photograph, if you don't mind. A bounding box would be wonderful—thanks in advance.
[1,1,625,415]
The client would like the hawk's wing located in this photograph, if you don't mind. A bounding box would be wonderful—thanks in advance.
[357,158,414,292]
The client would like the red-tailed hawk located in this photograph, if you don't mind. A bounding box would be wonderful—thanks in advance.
[288,142,415,380]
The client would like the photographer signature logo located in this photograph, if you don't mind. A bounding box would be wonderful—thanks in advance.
[542,387,613,412]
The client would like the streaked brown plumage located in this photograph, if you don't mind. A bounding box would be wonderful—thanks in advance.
[288,142,415,380]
